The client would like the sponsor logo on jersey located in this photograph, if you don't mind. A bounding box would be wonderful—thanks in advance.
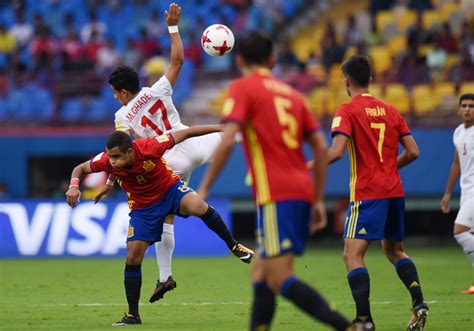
[281,239,293,249]
[156,134,170,143]
[332,116,342,128]
[358,228,367,235]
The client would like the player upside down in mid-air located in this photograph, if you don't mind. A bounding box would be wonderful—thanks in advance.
[65,125,243,325]
[94,2,253,304]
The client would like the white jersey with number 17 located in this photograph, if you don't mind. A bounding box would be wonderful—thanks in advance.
[114,75,188,138]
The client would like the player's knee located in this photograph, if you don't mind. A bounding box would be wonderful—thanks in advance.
[343,248,361,265]
[126,250,143,265]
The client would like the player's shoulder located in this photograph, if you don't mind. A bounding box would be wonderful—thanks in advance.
[454,123,465,136]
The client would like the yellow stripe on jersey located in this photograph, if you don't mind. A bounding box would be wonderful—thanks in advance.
[349,201,360,238]
[347,139,358,202]
[245,125,271,204]
[264,203,280,257]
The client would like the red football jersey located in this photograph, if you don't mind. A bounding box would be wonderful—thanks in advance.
[90,134,179,210]
[331,93,411,201]
[222,69,320,205]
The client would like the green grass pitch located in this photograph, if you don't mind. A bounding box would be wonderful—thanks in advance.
[1,246,472,330]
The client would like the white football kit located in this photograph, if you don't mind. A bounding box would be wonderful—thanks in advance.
[114,75,222,182]
[453,124,474,227]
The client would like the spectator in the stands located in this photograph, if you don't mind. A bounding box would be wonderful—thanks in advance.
[407,11,433,46]
[438,23,458,54]
[84,30,104,65]
[122,38,143,69]
[30,27,56,70]
[133,28,160,58]
[399,45,430,87]
[284,62,320,93]
[145,9,164,39]
[60,30,85,71]
[344,14,363,47]
[185,32,202,69]
[365,20,382,46]
[426,37,447,80]
[0,24,16,55]
[321,34,345,71]
[81,11,107,43]
[450,49,474,83]
[96,38,121,73]
[32,13,47,35]
[9,10,33,49]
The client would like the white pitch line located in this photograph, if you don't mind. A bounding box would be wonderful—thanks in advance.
[2,300,438,308]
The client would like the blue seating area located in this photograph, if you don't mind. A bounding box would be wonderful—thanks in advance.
[0,0,307,124]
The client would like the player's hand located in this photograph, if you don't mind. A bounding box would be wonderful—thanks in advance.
[65,187,81,208]
[310,200,327,234]
[93,184,113,204]
[440,193,451,214]
[165,3,181,26]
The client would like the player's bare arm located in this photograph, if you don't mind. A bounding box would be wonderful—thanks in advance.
[306,131,329,233]
[65,161,94,208]
[198,122,240,199]
[328,133,348,164]
[440,150,461,213]
[397,135,420,169]
[171,124,223,145]
[164,3,183,87]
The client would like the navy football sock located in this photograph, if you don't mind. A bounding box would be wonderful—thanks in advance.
[280,276,351,331]
[199,206,238,250]
[395,258,424,307]
[347,268,372,321]
[250,282,276,331]
[124,264,142,316]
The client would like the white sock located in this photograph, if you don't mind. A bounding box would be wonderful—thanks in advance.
[155,223,175,282]
[454,231,474,265]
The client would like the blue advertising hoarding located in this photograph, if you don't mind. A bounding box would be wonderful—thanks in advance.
[0,199,231,258]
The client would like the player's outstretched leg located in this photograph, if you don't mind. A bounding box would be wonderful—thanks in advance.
[180,191,255,263]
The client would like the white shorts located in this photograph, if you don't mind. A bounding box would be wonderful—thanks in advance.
[163,132,222,183]
[455,195,474,228]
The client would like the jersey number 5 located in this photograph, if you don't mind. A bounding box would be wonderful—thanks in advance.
[273,96,299,149]
[370,122,386,162]
[140,99,172,135]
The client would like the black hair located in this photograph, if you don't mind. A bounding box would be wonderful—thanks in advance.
[106,131,132,153]
[237,31,273,65]
[341,55,372,88]
[459,93,474,105]
[108,65,140,94]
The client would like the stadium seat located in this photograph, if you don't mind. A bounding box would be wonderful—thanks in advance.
[434,82,455,102]
[376,10,395,32]
[439,2,461,22]
[460,82,474,96]
[397,10,417,32]
[385,84,410,113]
[368,83,382,99]
[412,85,437,115]
[60,98,83,122]
[387,36,407,57]
[309,88,328,117]
[422,10,441,29]
[369,46,391,75]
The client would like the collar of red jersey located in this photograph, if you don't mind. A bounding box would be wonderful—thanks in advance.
[360,93,372,97]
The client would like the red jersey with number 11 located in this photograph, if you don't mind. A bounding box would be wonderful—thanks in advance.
[222,69,320,205]
[331,93,411,202]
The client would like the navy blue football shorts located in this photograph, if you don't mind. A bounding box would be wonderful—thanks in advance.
[127,181,192,244]
[256,200,311,258]
[343,197,405,241]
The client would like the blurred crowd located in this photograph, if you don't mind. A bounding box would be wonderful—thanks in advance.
[0,0,306,123]
[275,0,474,95]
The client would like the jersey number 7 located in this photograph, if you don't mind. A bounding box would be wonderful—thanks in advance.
[141,99,172,135]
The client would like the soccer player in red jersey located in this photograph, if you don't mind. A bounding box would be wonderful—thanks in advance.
[65,125,250,326]
[199,31,364,331]
[328,55,428,330]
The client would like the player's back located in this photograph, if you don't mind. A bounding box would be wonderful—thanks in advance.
[224,70,319,205]
[332,94,411,201]
[114,76,188,138]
